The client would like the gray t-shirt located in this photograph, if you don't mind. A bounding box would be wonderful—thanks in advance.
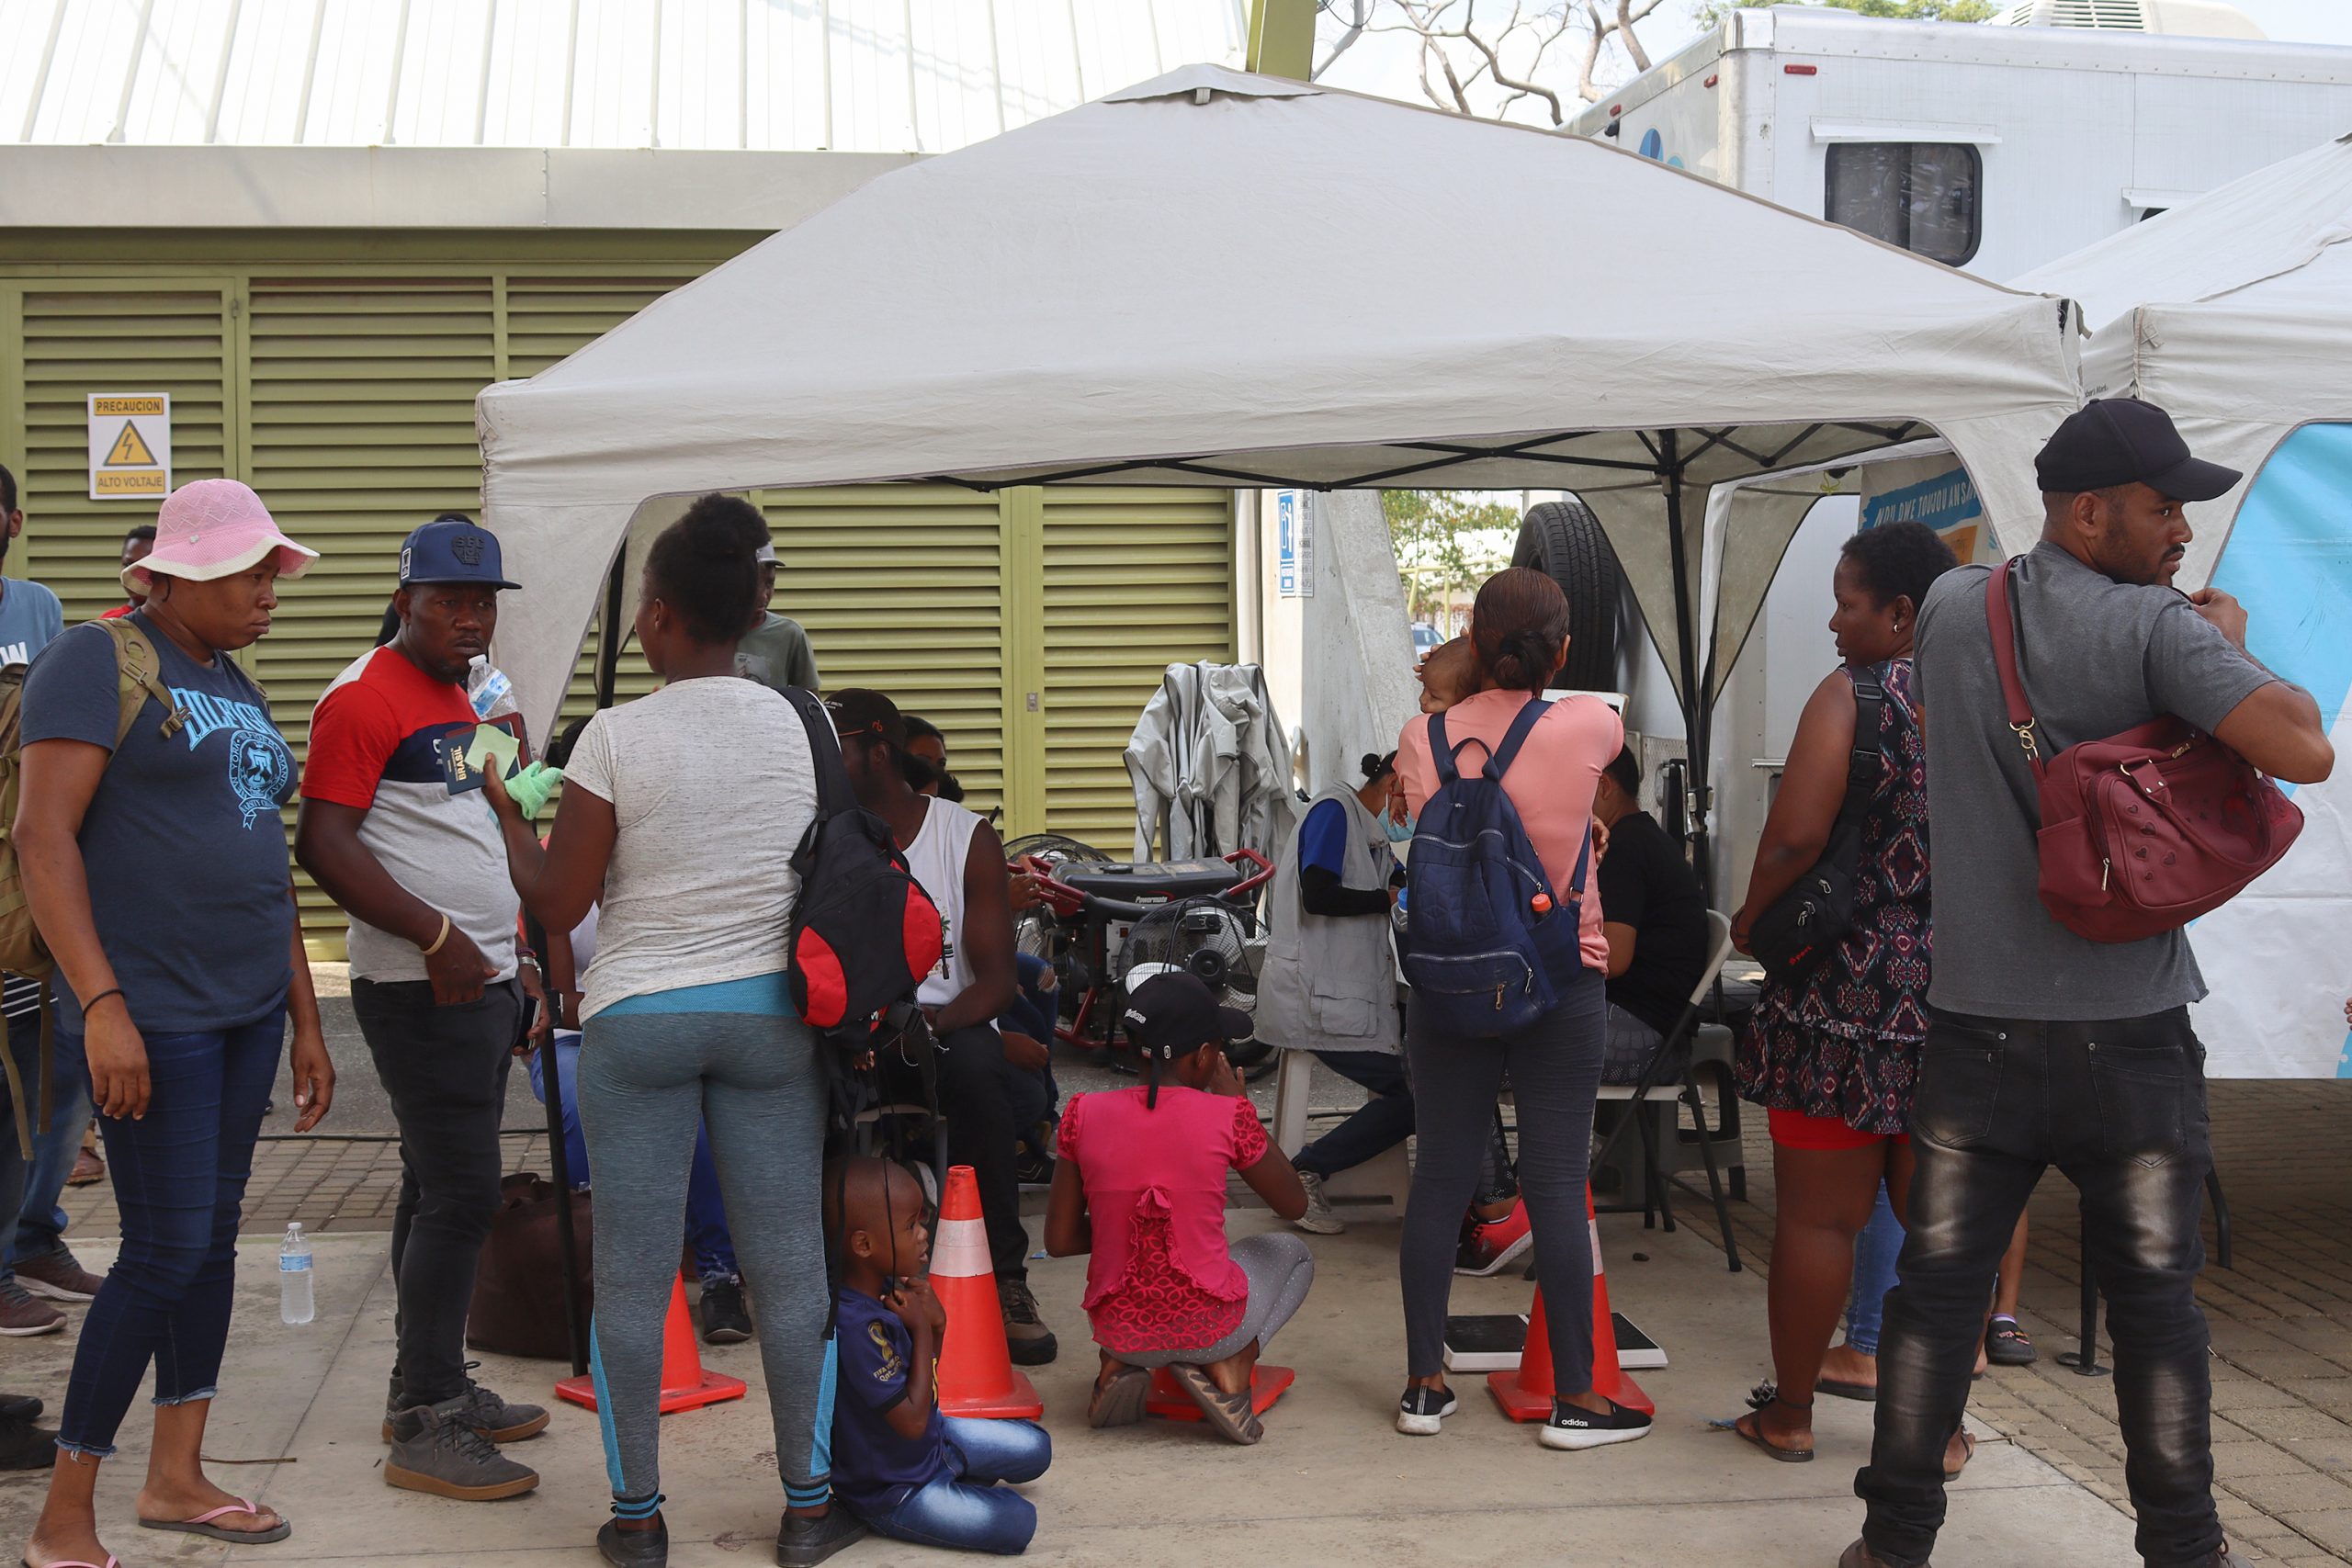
[736,613,820,694]
[564,676,820,1019]
[0,578,63,671]
[1915,542,2278,1021]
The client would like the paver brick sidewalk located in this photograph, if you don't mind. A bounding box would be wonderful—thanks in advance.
[1712,1078,2352,1566]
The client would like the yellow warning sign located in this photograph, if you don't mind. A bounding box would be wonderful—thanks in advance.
[85,393,171,501]
[104,422,158,468]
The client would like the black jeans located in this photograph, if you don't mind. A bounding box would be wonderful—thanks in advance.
[882,1023,1027,1280]
[1859,1006,2219,1568]
[353,976,523,1407]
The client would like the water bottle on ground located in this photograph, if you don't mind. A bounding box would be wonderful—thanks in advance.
[465,655,519,723]
[279,1223,314,1325]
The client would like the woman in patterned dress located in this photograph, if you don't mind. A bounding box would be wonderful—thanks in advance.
[1726,521,1961,1466]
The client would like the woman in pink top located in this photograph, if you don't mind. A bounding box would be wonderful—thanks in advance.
[1044,974,1313,1446]
[1391,568,1647,1451]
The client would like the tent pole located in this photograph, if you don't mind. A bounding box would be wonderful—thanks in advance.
[593,546,627,711]
[1660,436,1713,902]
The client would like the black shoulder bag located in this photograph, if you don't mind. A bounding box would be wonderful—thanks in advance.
[1746,674,1884,987]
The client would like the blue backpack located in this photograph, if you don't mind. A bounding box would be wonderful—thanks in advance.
[1401,698,1589,1036]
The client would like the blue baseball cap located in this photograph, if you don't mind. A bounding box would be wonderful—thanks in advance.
[399,515,520,590]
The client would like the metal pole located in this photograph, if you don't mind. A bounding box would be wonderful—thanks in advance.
[593,545,627,711]
[1660,434,1714,901]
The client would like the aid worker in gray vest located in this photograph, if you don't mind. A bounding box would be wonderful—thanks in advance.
[1255,751,1411,1235]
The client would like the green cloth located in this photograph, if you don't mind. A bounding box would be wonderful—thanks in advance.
[735,613,820,694]
[506,761,563,820]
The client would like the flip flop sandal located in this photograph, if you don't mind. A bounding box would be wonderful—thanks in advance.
[1087,1365,1150,1429]
[22,1559,119,1568]
[1713,1383,1814,1463]
[1170,1364,1264,1445]
[1817,1376,1877,1404]
[137,1497,291,1545]
[1944,1430,1978,1480]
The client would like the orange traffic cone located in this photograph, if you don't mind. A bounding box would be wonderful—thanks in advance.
[557,1273,748,1415]
[1487,1186,1653,1421]
[928,1165,1043,1420]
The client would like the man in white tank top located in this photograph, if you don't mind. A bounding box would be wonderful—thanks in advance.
[825,691,1056,1366]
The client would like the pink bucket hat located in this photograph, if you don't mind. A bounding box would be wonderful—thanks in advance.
[127,479,319,595]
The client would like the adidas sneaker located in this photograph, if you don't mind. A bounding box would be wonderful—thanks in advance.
[1539,1394,1652,1451]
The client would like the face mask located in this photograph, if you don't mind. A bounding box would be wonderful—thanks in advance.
[1385,811,1418,843]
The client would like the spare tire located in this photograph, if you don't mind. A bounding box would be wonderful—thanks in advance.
[1510,499,1621,693]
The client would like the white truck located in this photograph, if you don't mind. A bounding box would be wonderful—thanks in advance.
[1544,2,2352,897]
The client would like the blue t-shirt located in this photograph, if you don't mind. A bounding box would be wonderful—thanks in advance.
[21,615,297,1034]
[0,578,63,671]
[830,1286,947,1514]
[1295,797,1349,879]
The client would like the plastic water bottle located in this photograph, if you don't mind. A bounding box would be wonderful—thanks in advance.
[465,655,519,723]
[278,1223,314,1325]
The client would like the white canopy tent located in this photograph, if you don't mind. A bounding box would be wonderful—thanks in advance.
[2009,132,2352,1078]
[477,63,2080,874]
[2012,130,2352,589]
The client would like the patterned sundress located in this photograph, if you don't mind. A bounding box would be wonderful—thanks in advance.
[1736,658,1933,1135]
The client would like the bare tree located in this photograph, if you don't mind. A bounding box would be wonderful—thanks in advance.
[1317,0,1668,123]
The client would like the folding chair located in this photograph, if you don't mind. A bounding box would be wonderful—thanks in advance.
[1593,909,1743,1271]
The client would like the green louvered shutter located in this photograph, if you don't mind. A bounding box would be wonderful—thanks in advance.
[506,273,703,734]
[1040,488,1237,850]
[243,277,500,942]
[17,286,233,620]
[762,487,1010,811]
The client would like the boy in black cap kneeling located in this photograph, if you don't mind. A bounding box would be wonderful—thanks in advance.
[1044,974,1316,1445]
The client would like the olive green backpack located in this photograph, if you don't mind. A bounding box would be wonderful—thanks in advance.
[0,618,190,1156]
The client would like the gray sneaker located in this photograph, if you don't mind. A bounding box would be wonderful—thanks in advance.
[384,1395,540,1500]
[381,1370,549,1444]
[996,1277,1057,1366]
[1293,1171,1345,1235]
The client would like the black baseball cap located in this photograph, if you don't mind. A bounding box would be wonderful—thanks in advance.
[2034,397,2240,502]
[1122,973,1253,1060]
[399,515,521,589]
[825,688,906,749]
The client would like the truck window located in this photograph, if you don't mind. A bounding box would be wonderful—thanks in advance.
[1825,143,1981,267]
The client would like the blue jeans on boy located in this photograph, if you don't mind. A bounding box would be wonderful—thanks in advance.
[57,1009,281,1455]
[998,954,1059,1137]
[1846,1181,1904,1356]
[530,1033,739,1283]
[860,1416,1050,1555]
[3,1008,88,1282]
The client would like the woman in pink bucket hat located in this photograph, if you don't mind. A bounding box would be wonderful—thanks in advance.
[16,478,335,1567]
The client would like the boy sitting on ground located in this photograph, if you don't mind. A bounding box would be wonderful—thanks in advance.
[827,1157,1051,1555]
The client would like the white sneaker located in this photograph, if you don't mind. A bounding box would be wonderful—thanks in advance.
[1293,1172,1345,1235]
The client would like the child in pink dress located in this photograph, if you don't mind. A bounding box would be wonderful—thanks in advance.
[1043,974,1315,1445]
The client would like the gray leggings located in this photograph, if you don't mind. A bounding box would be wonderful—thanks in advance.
[1109,1232,1317,1368]
[1400,968,1606,1390]
[578,1003,830,1510]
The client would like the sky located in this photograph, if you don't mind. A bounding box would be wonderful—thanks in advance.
[1316,1,2352,118]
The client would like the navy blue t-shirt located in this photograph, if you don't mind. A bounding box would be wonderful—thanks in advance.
[1296,797,1349,879]
[831,1286,947,1514]
[21,615,296,1034]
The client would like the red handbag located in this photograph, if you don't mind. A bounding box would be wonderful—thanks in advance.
[1984,561,2301,942]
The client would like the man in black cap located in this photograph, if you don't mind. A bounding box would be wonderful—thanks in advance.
[1846,400,2334,1568]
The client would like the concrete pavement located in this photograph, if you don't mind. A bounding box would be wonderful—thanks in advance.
[0,1207,2137,1567]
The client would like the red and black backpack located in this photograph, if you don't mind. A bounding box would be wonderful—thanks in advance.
[776,688,944,1052]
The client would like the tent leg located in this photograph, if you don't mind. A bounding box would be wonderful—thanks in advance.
[1660,446,1714,903]
[593,547,628,711]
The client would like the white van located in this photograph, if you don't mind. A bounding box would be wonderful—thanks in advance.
[1566,3,2352,283]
